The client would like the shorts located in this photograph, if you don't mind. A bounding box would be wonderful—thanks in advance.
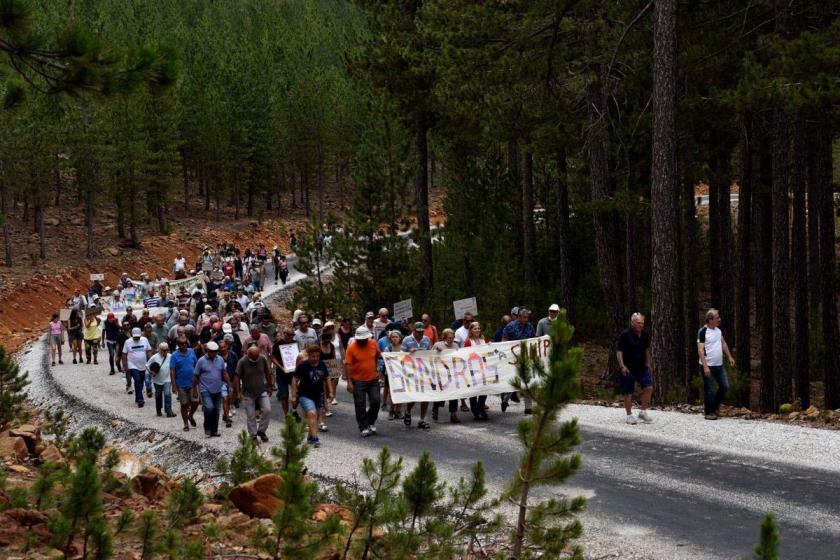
[51,335,62,347]
[222,383,229,398]
[298,394,323,413]
[177,387,199,403]
[276,374,290,398]
[619,368,653,395]
[68,331,83,342]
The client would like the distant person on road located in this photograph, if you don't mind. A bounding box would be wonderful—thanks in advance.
[192,340,230,438]
[454,312,474,347]
[49,313,64,366]
[536,304,561,337]
[292,344,328,448]
[236,345,274,443]
[100,312,120,375]
[432,328,462,423]
[616,313,654,424]
[122,327,152,408]
[400,323,432,430]
[173,253,187,279]
[502,307,536,414]
[83,313,100,365]
[697,308,735,421]
[463,322,491,421]
[67,309,84,364]
[146,342,175,418]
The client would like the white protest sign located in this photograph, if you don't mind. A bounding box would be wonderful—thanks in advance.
[324,358,343,380]
[59,308,72,321]
[453,297,478,320]
[278,343,300,374]
[90,273,105,281]
[393,299,413,321]
[383,335,550,404]
[202,261,213,272]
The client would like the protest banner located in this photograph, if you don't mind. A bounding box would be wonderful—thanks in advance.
[324,358,343,380]
[382,335,550,404]
[90,273,105,281]
[393,298,413,321]
[278,343,299,373]
[452,297,478,320]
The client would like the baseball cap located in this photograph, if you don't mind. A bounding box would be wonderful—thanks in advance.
[414,321,424,332]
[365,311,375,319]
[312,318,322,327]
[323,321,335,329]
[222,323,232,334]
[549,304,560,312]
[205,341,219,351]
[354,326,372,340]
[511,306,520,316]
[131,328,141,337]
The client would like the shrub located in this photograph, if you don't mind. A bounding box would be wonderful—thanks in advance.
[779,403,795,414]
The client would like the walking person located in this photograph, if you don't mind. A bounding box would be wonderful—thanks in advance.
[401,322,432,429]
[616,313,654,424]
[235,345,274,442]
[343,326,381,437]
[122,327,152,408]
[432,328,462,423]
[192,341,230,437]
[536,304,560,337]
[67,309,84,364]
[292,344,329,447]
[146,343,176,417]
[697,308,735,420]
[171,337,199,431]
[463,322,491,420]
[277,255,289,285]
[379,330,403,420]
[49,313,64,366]
[83,313,101,365]
[502,308,536,413]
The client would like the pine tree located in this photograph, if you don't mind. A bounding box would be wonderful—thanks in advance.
[505,310,585,559]
[0,345,29,425]
[753,513,780,560]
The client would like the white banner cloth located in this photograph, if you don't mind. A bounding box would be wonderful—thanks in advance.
[383,335,551,404]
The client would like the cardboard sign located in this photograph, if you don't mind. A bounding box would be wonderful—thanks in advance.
[393,299,413,321]
[324,358,343,380]
[202,261,213,272]
[90,273,105,281]
[453,297,478,320]
[278,343,299,374]
[211,270,224,280]
[59,308,72,321]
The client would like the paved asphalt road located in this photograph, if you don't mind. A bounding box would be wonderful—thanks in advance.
[23,251,840,560]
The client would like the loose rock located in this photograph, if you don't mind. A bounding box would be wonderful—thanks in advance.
[229,474,284,518]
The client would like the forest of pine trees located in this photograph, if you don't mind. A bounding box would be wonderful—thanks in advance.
[1,0,839,412]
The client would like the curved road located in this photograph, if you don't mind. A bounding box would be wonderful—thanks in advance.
[20,254,840,560]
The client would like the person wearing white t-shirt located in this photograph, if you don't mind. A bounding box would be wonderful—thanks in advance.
[122,328,152,408]
[454,311,473,347]
[697,308,735,420]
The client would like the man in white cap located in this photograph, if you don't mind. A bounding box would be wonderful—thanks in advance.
[536,304,561,337]
[372,308,390,340]
[343,325,381,437]
[192,340,230,437]
[122,327,152,408]
[146,342,175,418]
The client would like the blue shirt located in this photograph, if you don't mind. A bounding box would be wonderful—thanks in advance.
[194,354,226,393]
[400,335,431,352]
[503,320,535,341]
[170,348,197,388]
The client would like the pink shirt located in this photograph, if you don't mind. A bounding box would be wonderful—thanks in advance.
[50,321,62,335]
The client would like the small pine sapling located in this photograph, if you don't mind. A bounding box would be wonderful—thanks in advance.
[218,430,274,484]
[114,509,134,535]
[137,510,157,560]
[166,478,204,530]
[753,513,780,560]
[504,310,586,560]
[0,345,30,425]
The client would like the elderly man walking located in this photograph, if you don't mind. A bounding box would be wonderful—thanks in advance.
[235,345,274,442]
[616,313,654,424]
[697,308,735,420]
[536,304,561,337]
[192,341,230,437]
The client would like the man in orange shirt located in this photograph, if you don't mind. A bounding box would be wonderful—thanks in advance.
[421,313,438,345]
[343,325,381,437]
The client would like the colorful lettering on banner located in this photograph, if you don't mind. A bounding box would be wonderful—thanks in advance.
[383,336,550,404]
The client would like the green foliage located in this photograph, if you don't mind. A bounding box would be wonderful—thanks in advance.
[137,510,157,560]
[166,478,204,530]
[217,430,274,485]
[160,529,182,560]
[401,451,443,531]
[753,513,780,560]
[41,408,70,448]
[31,462,59,509]
[504,311,585,559]
[114,509,134,536]
[779,403,795,414]
[0,345,29,426]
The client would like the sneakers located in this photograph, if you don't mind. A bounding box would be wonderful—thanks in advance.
[417,420,431,430]
[637,411,653,424]
[51,361,55,367]
[704,414,719,420]
[360,428,372,437]
[625,414,638,425]
[189,416,197,427]
[331,398,338,405]
[166,411,177,418]
[318,423,328,432]
[368,425,377,435]
[403,412,412,427]
[146,390,153,399]
[307,436,321,448]
[126,385,133,394]
[388,410,396,421]
[325,411,333,417]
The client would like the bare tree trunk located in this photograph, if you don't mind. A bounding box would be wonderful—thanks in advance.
[521,149,535,296]
[682,145,699,398]
[128,164,139,248]
[35,202,45,259]
[735,113,753,380]
[414,112,433,298]
[650,0,681,403]
[1,182,12,266]
[302,169,310,217]
[115,189,125,238]
[755,134,774,413]
[555,148,574,321]
[53,153,62,206]
[771,108,791,409]
[791,114,809,408]
[587,77,624,356]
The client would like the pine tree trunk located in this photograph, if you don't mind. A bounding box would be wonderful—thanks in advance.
[791,114,809,408]
[735,113,753,380]
[303,169,310,217]
[53,153,61,206]
[755,135,774,412]
[414,112,433,298]
[651,0,681,402]
[116,190,125,239]
[771,108,791,409]
[555,148,574,320]
[717,163,734,334]
[182,153,189,211]
[807,141,821,318]
[86,193,94,259]
[318,146,325,224]
[587,78,624,355]
[129,165,139,248]
[682,153,699,397]
[813,110,840,409]
[35,202,45,259]
[521,150,535,295]
[1,183,12,266]
[203,165,210,212]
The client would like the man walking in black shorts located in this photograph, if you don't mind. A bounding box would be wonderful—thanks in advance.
[616,313,654,424]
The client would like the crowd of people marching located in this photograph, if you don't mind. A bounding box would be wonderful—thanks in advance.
[48,237,735,447]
